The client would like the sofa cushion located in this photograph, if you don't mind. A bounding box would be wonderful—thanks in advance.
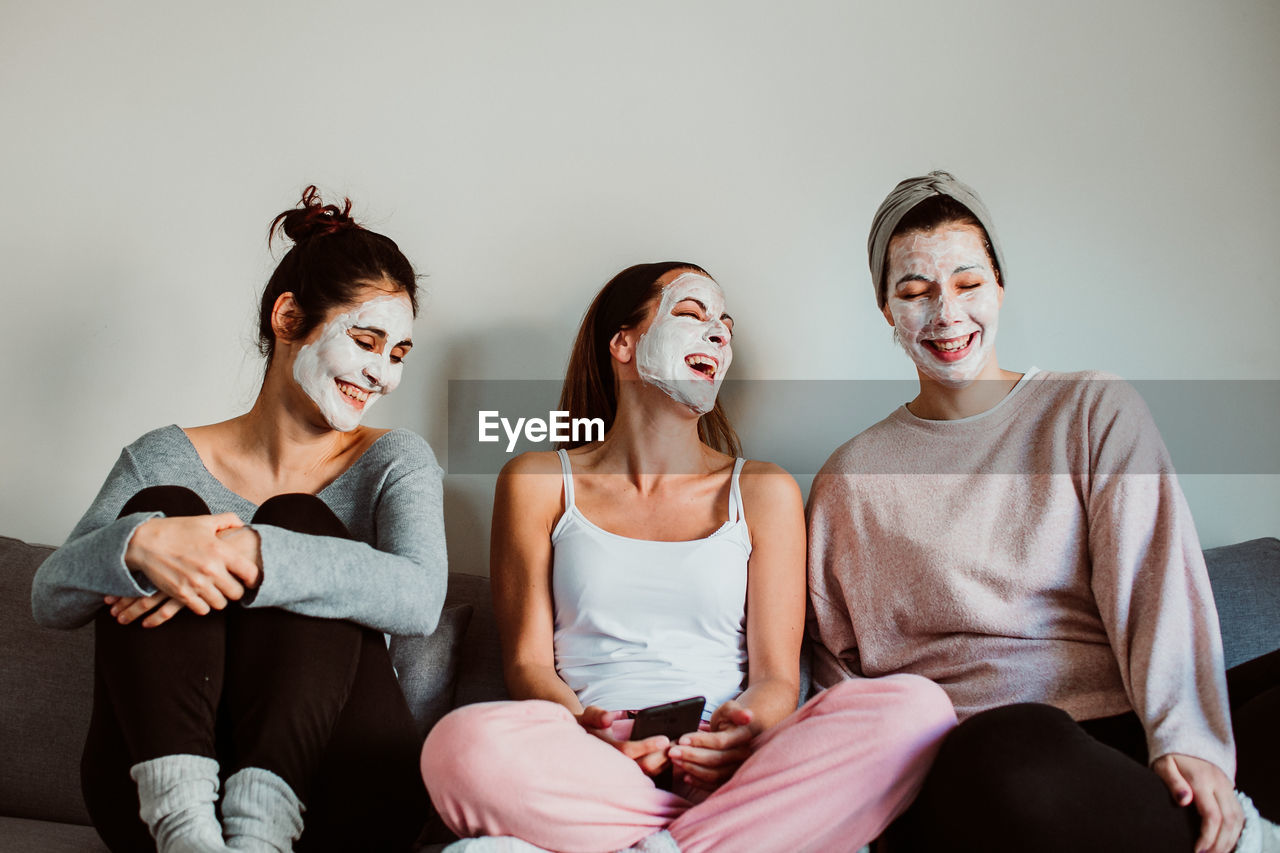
[444,573,508,707]
[0,536,94,826]
[0,815,107,852]
[1204,537,1280,670]
[391,603,474,738]
[0,531,493,831]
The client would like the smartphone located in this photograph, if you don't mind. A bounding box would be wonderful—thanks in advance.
[629,696,705,741]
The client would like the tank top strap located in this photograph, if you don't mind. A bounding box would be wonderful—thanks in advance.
[556,448,576,510]
[727,457,746,524]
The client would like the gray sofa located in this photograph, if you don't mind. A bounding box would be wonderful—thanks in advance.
[0,534,507,852]
[2,533,1277,851]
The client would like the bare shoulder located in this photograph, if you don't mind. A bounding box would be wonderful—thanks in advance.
[492,451,566,562]
[180,419,241,456]
[738,459,803,513]
[738,460,804,562]
[496,450,566,511]
[500,449,564,477]
[182,420,230,440]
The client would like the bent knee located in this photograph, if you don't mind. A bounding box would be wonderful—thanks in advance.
[884,674,956,730]
[252,493,348,537]
[824,674,956,729]
[812,676,956,750]
[421,703,502,783]
[120,485,210,517]
[947,703,1076,758]
[933,703,1082,794]
[421,700,567,795]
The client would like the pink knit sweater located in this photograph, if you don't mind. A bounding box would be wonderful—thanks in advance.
[806,370,1235,775]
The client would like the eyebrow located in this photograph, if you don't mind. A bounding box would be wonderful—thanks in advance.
[351,326,413,348]
[895,263,988,288]
[674,298,733,327]
[674,298,707,312]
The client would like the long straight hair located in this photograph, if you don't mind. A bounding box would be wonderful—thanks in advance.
[557,262,741,455]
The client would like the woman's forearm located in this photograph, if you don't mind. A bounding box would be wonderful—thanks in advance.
[504,662,585,715]
[733,675,800,731]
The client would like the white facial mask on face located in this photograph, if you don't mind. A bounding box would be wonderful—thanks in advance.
[886,228,1000,387]
[635,273,732,415]
[293,294,414,432]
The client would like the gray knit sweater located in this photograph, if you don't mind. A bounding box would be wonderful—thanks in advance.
[31,425,447,637]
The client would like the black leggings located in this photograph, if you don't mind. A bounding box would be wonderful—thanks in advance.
[884,649,1280,852]
[81,486,429,853]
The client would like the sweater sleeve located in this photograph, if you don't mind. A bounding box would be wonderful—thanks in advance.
[805,465,866,688]
[31,447,161,630]
[248,441,448,637]
[1084,379,1235,776]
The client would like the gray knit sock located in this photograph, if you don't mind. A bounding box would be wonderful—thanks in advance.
[1235,792,1280,853]
[129,754,229,853]
[221,767,305,853]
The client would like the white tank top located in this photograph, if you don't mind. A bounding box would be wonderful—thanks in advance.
[551,449,751,720]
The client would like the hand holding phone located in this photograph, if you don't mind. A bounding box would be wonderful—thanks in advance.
[574,704,672,779]
[629,696,706,742]
[628,696,705,790]
[667,698,758,793]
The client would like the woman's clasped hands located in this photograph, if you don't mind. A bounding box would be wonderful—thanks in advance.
[106,514,262,628]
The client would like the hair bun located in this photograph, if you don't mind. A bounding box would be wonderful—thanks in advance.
[270,185,358,246]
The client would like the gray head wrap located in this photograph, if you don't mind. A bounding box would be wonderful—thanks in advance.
[867,170,1006,309]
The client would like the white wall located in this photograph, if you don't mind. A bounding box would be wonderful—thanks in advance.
[3,0,1277,571]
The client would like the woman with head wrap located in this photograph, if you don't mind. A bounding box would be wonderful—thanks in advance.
[806,171,1278,853]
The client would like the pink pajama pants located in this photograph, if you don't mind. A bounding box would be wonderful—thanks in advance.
[420,675,956,853]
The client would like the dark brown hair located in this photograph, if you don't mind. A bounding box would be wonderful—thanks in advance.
[557,262,741,455]
[884,195,1002,290]
[258,186,419,361]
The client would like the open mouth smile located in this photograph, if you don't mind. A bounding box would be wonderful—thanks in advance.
[924,332,977,362]
[684,354,719,381]
[335,378,373,406]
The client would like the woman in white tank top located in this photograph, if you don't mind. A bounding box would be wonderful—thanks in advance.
[421,262,957,852]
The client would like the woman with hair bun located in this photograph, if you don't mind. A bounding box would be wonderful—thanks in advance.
[32,187,445,852]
